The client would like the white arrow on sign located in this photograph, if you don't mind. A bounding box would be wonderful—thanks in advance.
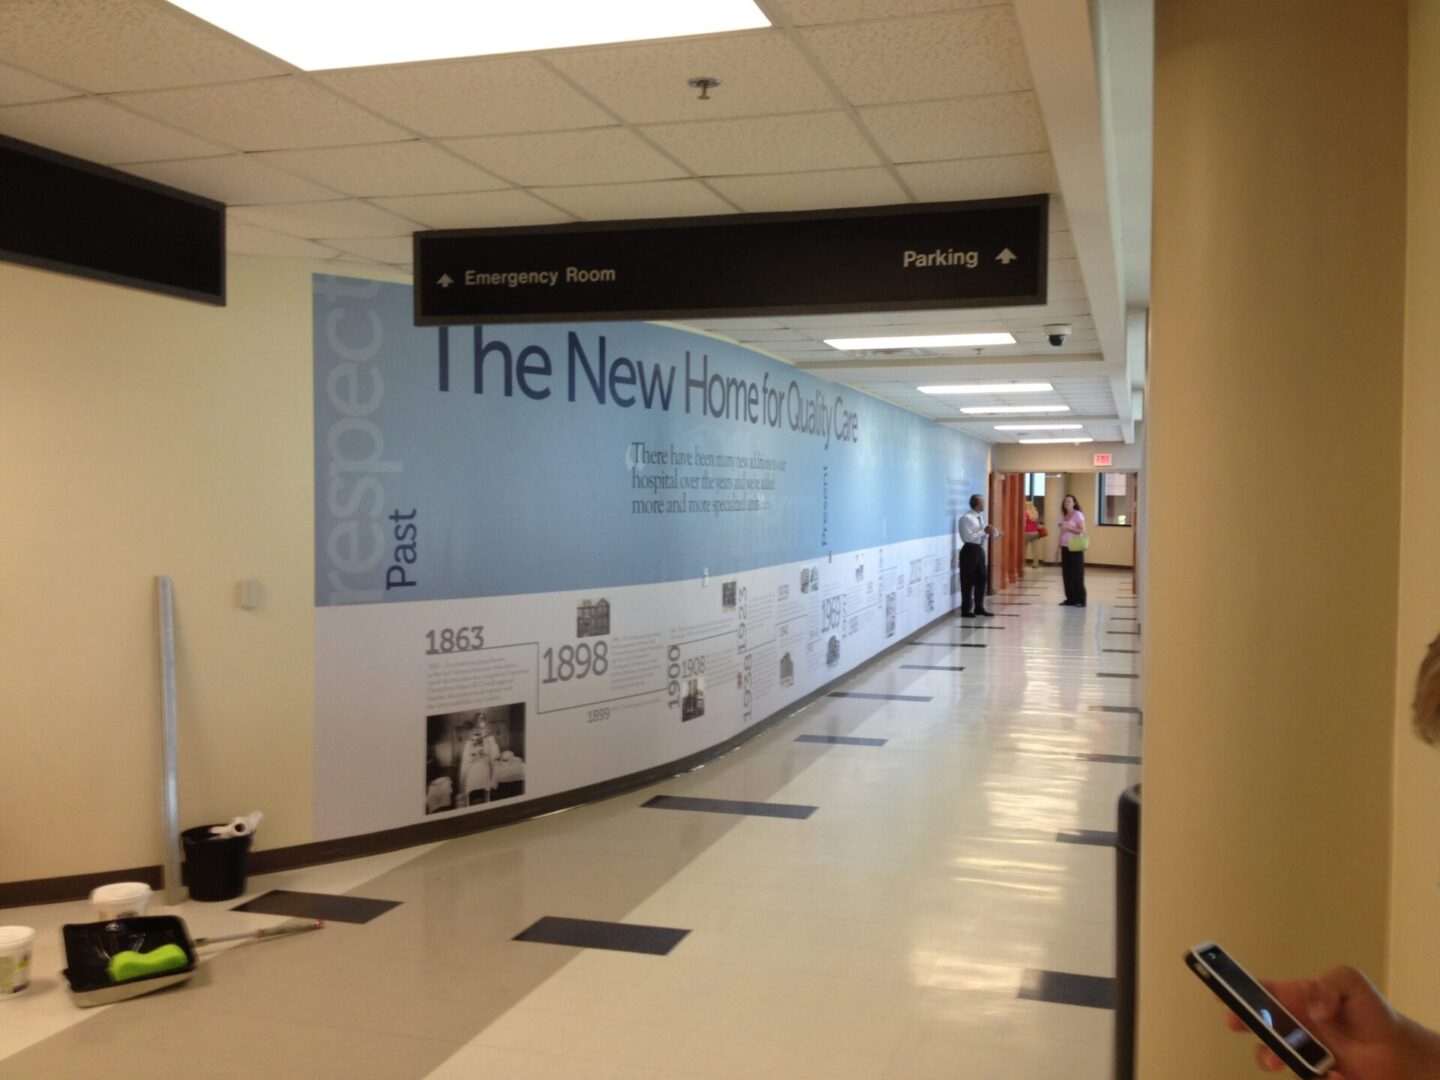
[996,248,1018,264]
[437,273,454,287]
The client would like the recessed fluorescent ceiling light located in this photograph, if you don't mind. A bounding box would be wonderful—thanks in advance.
[993,423,1084,431]
[918,382,1053,395]
[825,332,1016,350]
[1019,437,1094,444]
[167,1,770,70]
[959,405,1072,415]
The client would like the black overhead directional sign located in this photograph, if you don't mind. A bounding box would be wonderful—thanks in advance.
[414,194,1047,326]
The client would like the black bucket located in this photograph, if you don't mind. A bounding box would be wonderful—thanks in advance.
[181,825,252,902]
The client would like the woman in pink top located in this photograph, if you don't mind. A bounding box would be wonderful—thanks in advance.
[1057,494,1087,607]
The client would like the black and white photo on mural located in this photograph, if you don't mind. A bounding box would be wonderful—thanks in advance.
[425,705,527,814]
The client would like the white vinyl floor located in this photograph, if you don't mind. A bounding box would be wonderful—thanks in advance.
[0,566,1140,1080]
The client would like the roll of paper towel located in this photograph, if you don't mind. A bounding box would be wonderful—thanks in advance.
[210,811,263,839]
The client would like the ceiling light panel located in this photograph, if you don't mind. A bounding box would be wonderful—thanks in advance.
[1019,437,1094,444]
[917,382,1053,395]
[993,424,1084,431]
[959,405,1072,415]
[166,1,771,70]
[827,333,1017,350]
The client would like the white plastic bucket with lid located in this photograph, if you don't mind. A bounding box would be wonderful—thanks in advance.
[0,926,36,997]
[90,881,152,921]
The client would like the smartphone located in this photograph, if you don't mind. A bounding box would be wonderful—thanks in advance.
[1186,941,1336,1078]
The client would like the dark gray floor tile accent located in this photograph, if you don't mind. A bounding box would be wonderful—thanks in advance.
[1019,968,1116,1010]
[1107,630,1141,636]
[955,624,1005,630]
[1097,672,1139,679]
[642,795,816,819]
[1110,617,1138,622]
[1090,705,1143,715]
[796,734,888,747]
[231,890,400,924]
[514,916,689,956]
[1056,829,1118,847]
[1103,648,1140,654]
[828,690,933,702]
[900,664,965,672]
[1076,752,1142,765]
[910,641,988,648]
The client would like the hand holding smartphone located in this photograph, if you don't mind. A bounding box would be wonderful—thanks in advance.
[1186,942,1336,1077]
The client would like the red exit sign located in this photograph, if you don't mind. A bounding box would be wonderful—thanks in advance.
[1093,453,1113,467]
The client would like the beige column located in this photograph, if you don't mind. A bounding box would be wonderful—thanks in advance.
[1388,0,1440,1026]
[1141,2,1407,1075]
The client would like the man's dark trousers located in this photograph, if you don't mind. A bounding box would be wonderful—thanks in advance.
[959,541,987,614]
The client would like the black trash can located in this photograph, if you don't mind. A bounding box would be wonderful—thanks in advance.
[181,825,252,902]
[1114,784,1141,1080]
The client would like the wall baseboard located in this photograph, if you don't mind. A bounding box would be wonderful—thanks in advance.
[2,602,967,909]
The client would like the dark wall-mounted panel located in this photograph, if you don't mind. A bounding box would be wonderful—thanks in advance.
[0,133,225,305]
[415,195,1047,325]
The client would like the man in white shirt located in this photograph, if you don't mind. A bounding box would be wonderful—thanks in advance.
[958,493,998,617]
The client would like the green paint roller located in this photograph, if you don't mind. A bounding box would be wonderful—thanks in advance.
[107,944,189,983]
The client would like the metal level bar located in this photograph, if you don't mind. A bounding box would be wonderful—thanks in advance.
[156,576,185,904]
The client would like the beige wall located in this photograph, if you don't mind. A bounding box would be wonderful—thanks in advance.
[1142,2,1406,1076]
[0,257,398,882]
[1025,472,1136,568]
[1388,0,1440,1026]
[992,438,1141,474]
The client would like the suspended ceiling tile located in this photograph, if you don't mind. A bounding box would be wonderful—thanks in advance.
[897,152,1055,202]
[548,32,837,124]
[642,112,878,176]
[226,221,340,260]
[859,92,1046,163]
[1035,299,1094,318]
[0,61,79,105]
[115,77,411,152]
[1047,279,1088,303]
[122,154,342,205]
[732,329,814,342]
[1049,196,1069,231]
[1048,231,1077,259]
[782,313,903,330]
[886,307,1007,324]
[369,189,573,230]
[255,141,507,197]
[0,0,284,94]
[685,317,788,330]
[322,236,415,264]
[316,57,613,138]
[229,199,420,240]
[0,97,227,164]
[1048,258,1082,283]
[775,0,994,24]
[533,179,733,220]
[444,127,687,186]
[802,8,1029,105]
[707,167,907,212]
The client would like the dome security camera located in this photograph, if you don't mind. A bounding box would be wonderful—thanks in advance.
[1044,323,1072,347]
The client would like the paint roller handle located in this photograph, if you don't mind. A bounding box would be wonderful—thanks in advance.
[193,919,323,948]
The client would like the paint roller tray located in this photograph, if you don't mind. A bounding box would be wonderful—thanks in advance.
[62,916,198,1007]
